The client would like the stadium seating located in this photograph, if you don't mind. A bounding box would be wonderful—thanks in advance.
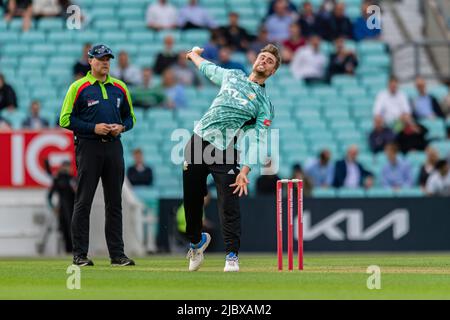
[0,0,448,200]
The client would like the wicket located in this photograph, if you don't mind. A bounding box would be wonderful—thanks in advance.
[276,179,303,271]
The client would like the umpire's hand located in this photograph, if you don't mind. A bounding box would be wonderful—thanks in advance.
[95,123,111,135]
[110,124,124,137]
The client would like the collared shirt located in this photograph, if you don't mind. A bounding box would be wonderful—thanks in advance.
[305,160,334,187]
[344,160,360,188]
[414,95,434,118]
[111,65,142,86]
[290,46,327,80]
[265,13,294,43]
[59,71,136,139]
[426,171,450,196]
[381,158,413,188]
[145,2,178,28]
[178,4,216,28]
[373,89,411,125]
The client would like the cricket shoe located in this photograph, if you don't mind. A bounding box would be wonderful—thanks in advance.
[73,255,94,266]
[111,256,135,266]
[224,252,239,272]
[186,233,211,271]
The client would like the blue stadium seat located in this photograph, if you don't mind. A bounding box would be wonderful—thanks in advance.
[336,188,366,197]
[312,188,337,198]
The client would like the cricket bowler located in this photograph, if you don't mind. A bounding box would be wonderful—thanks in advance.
[183,44,281,272]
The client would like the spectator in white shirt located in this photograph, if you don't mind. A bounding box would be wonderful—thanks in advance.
[290,35,327,83]
[146,0,178,30]
[425,160,450,196]
[178,0,216,30]
[265,0,294,44]
[110,51,142,87]
[32,0,61,17]
[373,76,411,126]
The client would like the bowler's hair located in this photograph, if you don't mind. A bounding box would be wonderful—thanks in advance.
[260,44,281,70]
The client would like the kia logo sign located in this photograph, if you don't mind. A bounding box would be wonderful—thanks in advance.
[299,209,410,241]
[0,130,75,187]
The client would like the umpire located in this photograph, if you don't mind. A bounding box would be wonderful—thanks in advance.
[59,44,136,266]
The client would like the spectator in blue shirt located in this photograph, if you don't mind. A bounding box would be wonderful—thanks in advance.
[161,68,187,109]
[353,1,381,41]
[305,149,334,187]
[381,143,413,189]
[266,0,297,17]
[218,46,246,73]
[411,76,445,120]
[265,0,295,44]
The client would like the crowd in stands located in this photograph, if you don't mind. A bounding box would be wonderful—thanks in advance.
[1,0,450,197]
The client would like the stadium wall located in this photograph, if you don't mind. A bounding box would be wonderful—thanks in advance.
[159,197,450,252]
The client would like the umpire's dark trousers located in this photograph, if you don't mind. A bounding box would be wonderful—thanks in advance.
[183,134,241,254]
[72,138,125,258]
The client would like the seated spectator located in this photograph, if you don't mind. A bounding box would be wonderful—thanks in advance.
[178,0,216,30]
[127,149,153,186]
[73,43,91,80]
[305,149,334,188]
[145,0,178,31]
[219,12,251,52]
[425,159,450,196]
[369,115,396,153]
[290,35,327,83]
[322,2,353,41]
[0,74,17,111]
[411,76,445,120]
[247,27,270,64]
[4,0,32,31]
[110,51,142,86]
[396,114,428,154]
[153,35,178,75]
[266,0,297,17]
[265,0,295,44]
[291,163,313,197]
[318,0,336,18]
[22,100,49,129]
[256,159,281,195]
[33,0,62,18]
[353,1,382,41]
[218,46,246,73]
[203,29,225,63]
[281,23,306,64]
[131,67,166,109]
[327,37,358,80]
[333,145,374,189]
[298,1,320,37]
[160,68,187,109]
[373,76,411,126]
[441,84,450,117]
[418,146,440,189]
[396,115,428,153]
[0,115,12,130]
[381,143,413,189]
[172,51,201,87]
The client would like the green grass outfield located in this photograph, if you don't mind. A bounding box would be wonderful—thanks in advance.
[0,253,449,299]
